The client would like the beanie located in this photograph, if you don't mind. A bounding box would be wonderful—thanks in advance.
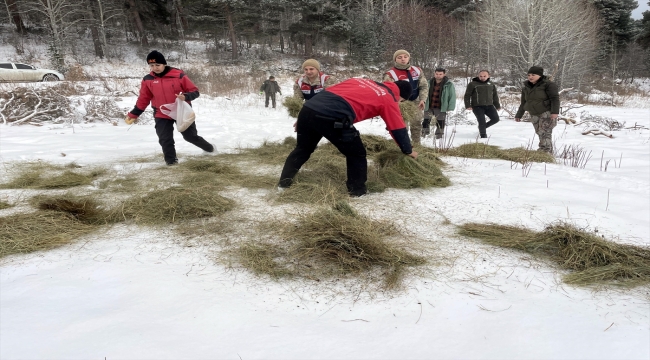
[527,66,544,76]
[393,49,410,62]
[302,59,320,71]
[394,80,413,100]
[146,50,167,65]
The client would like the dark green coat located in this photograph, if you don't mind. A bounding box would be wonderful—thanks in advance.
[515,76,559,118]
[464,77,500,109]
[260,80,281,95]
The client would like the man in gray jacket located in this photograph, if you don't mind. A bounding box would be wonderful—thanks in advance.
[464,70,500,138]
[260,76,282,108]
[515,66,560,154]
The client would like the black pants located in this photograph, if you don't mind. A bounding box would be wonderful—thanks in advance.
[154,118,213,164]
[278,106,367,196]
[265,92,277,108]
[473,105,500,137]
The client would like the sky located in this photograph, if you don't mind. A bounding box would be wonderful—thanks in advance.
[632,1,650,19]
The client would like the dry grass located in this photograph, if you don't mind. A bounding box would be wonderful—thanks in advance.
[458,222,650,286]
[0,201,13,210]
[0,162,107,189]
[374,149,450,189]
[0,211,100,258]
[29,194,113,225]
[115,186,236,225]
[399,100,419,126]
[283,96,304,118]
[446,143,555,164]
[232,202,427,290]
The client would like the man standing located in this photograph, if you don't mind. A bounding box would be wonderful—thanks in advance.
[278,79,418,197]
[515,66,560,154]
[424,68,456,139]
[293,59,335,101]
[259,75,282,108]
[383,49,429,144]
[464,70,501,139]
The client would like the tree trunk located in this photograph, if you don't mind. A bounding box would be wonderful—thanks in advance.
[5,0,25,33]
[126,0,148,46]
[86,0,104,58]
[280,33,284,53]
[224,4,237,60]
[304,34,312,57]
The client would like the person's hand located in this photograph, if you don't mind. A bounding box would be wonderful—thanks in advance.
[550,114,558,120]
[124,115,136,125]
[408,151,418,159]
[466,107,472,111]
[418,100,425,110]
[515,118,521,122]
[175,92,186,101]
[293,121,297,132]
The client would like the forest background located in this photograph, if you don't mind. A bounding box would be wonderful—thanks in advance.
[1,0,650,102]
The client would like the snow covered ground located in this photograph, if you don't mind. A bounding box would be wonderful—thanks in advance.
[1,80,649,359]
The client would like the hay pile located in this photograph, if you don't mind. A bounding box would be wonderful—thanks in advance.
[446,143,555,164]
[375,149,450,189]
[180,158,276,189]
[0,163,106,189]
[399,100,420,126]
[233,202,427,289]
[0,201,12,210]
[282,96,304,118]
[30,194,112,225]
[0,211,99,258]
[116,186,235,225]
[459,222,650,286]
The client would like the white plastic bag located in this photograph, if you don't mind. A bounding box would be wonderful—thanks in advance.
[160,97,196,132]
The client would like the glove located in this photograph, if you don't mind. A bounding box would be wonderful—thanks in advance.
[124,115,136,125]
[259,92,263,95]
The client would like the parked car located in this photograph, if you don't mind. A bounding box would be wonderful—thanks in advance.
[0,62,65,82]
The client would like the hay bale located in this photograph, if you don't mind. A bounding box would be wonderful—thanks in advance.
[0,211,98,258]
[117,186,235,225]
[375,150,450,189]
[283,96,304,118]
[458,222,650,286]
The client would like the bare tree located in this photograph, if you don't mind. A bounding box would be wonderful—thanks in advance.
[23,0,86,70]
[479,0,600,87]
[5,0,25,32]
[125,0,148,46]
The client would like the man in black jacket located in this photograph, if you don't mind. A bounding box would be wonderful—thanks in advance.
[515,66,560,154]
[464,70,500,138]
[259,76,282,108]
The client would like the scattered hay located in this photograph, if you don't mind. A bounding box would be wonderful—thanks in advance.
[116,186,235,225]
[446,143,555,164]
[0,211,99,258]
[282,96,304,118]
[0,163,106,189]
[361,134,394,155]
[458,222,650,286]
[233,202,427,290]
[375,149,450,189]
[277,181,348,205]
[0,201,13,210]
[234,137,297,165]
[29,194,112,225]
[97,176,139,192]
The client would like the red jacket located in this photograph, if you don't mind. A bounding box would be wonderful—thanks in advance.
[128,67,199,120]
[326,78,406,131]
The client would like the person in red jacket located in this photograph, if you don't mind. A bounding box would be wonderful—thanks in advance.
[278,78,419,197]
[125,50,214,165]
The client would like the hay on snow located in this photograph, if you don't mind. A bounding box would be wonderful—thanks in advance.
[282,96,304,118]
[459,222,650,286]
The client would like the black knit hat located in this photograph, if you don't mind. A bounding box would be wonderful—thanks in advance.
[146,50,167,65]
[394,80,413,100]
[527,66,544,76]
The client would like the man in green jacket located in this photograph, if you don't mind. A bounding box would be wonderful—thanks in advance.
[464,70,500,139]
[515,66,560,154]
[424,68,456,139]
[259,75,282,108]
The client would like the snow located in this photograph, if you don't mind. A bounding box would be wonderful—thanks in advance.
[1,78,649,359]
